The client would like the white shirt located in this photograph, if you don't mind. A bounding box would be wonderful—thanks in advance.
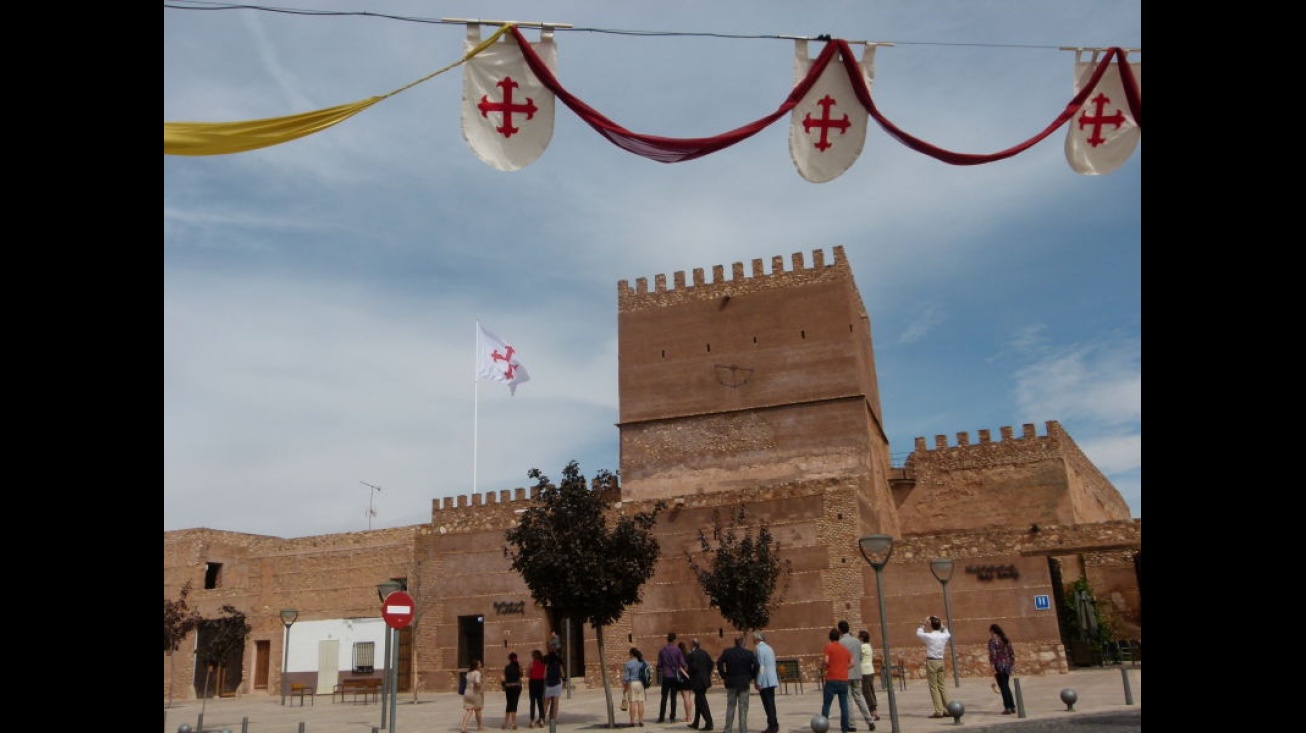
[916,625,951,660]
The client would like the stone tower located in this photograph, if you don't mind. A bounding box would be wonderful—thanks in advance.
[615,245,900,535]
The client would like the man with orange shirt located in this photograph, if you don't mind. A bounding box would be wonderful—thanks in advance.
[822,627,852,733]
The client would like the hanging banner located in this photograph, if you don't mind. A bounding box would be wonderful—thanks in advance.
[1065,51,1141,175]
[789,40,873,183]
[461,24,557,171]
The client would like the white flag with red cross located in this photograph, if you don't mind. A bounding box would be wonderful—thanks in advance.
[476,323,530,395]
[1065,51,1141,175]
[461,24,556,171]
[789,39,874,183]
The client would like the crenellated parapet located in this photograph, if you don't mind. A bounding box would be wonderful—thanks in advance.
[434,485,536,512]
[911,420,1061,454]
[617,245,851,312]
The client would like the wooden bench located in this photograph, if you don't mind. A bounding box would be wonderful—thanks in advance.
[289,682,315,706]
[776,659,804,695]
[333,677,382,703]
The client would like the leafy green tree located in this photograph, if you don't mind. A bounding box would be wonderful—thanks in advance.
[195,604,252,718]
[504,460,666,729]
[687,505,792,633]
[163,581,203,707]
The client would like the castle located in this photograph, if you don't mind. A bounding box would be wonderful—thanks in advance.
[163,246,1140,700]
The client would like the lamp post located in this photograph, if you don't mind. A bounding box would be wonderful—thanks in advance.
[929,558,961,688]
[279,609,298,706]
[858,535,900,733]
[376,581,403,732]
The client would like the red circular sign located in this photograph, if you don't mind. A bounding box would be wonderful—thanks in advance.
[381,590,415,629]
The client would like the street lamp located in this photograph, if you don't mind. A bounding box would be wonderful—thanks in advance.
[929,558,961,688]
[279,609,299,706]
[376,581,403,732]
[858,535,900,733]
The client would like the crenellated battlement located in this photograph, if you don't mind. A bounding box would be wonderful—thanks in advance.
[911,420,1064,452]
[617,246,850,312]
[434,486,536,513]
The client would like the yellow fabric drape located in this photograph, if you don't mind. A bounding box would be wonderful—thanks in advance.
[165,24,512,156]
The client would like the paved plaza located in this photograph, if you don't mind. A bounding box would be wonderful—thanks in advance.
[164,665,1140,733]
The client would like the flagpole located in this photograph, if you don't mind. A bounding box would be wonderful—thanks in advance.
[473,321,480,496]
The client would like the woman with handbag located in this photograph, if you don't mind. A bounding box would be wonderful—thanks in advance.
[987,624,1017,715]
[502,652,523,730]
[622,647,648,727]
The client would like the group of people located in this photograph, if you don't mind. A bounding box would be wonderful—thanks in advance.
[461,639,567,733]
[621,630,777,733]
[820,616,1018,732]
[465,619,1018,732]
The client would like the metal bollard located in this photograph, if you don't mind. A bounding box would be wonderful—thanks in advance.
[177,725,193,733]
[1120,666,1134,705]
[197,713,204,733]
[242,717,250,733]
[1059,688,1078,711]
[1013,678,1026,718]
[945,700,965,724]
[299,722,307,733]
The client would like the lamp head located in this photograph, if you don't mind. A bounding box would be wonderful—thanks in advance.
[280,608,299,627]
[930,558,956,584]
[858,534,894,570]
[376,579,403,602]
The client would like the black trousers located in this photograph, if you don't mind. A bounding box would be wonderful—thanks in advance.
[692,687,714,728]
[759,685,778,731]
[659,678,678,720]
[528,679,545,721]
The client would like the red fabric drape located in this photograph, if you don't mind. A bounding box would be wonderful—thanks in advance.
[510,25,839,163]
[510,27,1140,167]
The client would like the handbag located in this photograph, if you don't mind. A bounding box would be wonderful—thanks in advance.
[621,689,629,711]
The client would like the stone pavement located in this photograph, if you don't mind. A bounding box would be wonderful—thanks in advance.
[162,665,1140,733]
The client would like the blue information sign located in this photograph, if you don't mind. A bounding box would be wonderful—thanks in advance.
[1034,594,1051,611]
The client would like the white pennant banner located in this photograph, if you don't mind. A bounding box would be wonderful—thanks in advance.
[1065,52,1141,176]
[462,25,557,171]
[789,40,874,183]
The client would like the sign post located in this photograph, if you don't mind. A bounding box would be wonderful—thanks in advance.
[381,591,415,733]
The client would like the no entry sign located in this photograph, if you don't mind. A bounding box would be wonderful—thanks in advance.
[381,590,415,629]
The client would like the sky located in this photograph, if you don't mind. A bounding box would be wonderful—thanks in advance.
[164,1,1142,538]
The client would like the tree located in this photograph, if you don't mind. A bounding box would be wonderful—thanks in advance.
[194,604,252,718]
[504,460,666,729]
[163,581,203,707]
[687,505,792,633]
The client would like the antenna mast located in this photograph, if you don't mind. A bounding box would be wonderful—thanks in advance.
[360,481,382,530]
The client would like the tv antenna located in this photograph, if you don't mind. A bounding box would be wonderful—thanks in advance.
[360,481,382,530]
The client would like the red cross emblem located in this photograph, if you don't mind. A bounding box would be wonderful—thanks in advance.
[491,345,519,380]
[1077,93,1127,148]
[802,95,851,151]
[477,76,539,139]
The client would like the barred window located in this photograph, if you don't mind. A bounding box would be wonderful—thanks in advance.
[353,641,376,674]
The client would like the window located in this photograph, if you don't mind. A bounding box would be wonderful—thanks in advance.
[353,641,376,674]
[204,562,223,589]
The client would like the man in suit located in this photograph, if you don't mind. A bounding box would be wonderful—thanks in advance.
[686,638,715,730]
[716,635,758,733]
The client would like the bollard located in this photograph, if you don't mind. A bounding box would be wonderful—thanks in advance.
[810,714,830,733]
[1013,677,1026,718]
[299,722,307,733]
[1120,666,1134,705]
[177,725,193,733]
[1059,688,1078,711]
[197,713,204,733]
[946,700,965,724]
[242,717,250,733]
